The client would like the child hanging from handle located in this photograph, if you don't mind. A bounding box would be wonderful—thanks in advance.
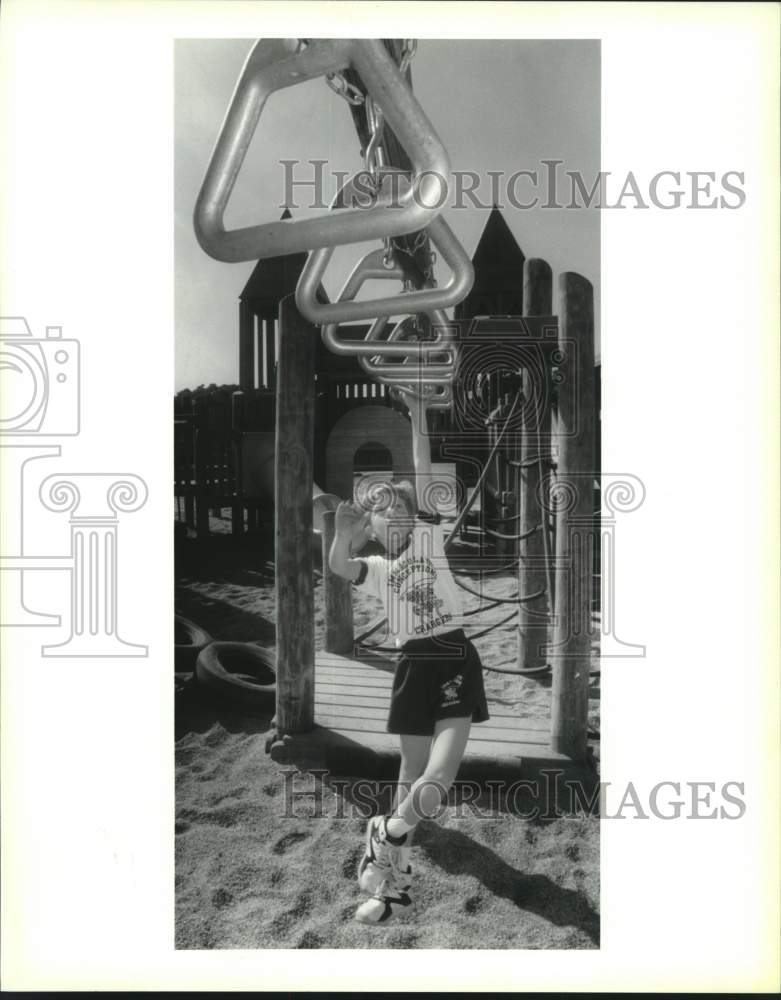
[329,383,491,925]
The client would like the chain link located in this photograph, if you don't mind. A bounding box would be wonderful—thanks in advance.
[325,71,365,106]
[398,39,418,76]
[324,40,430,282]
[320,39,416,108]
[364,96,386,181]
[387,227,437,286]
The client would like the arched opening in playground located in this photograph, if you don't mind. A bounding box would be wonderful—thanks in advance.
[353,441,393,475]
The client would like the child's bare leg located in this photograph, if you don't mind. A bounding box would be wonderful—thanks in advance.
[387,717,472,837]
[391,734,432,851]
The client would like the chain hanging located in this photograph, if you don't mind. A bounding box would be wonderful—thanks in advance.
[398,39,418,76]
[364,96,386,182]
[321,39,434,285]
[387,228,437,286]
[324,71,365,106]
[297,38,366,106]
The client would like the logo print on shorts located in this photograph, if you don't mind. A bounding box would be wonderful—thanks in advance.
[440,675,463,706]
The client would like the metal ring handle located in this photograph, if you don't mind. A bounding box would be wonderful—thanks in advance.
[384,381,454,410]
[295,169,474,325]
[363,312,456,362]
[194,39,451,262]
[370,372,454,409]
[358,311,459,384]
[321,252,455,360]
[360,313,457,409]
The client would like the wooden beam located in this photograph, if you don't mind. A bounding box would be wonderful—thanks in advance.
[321,509,355,655]
[275,294,316,734]
[550,273,596,760]
[518,258,553,672]
[230,390,244,536]
[192,394,209,539]
[239,300,254,390]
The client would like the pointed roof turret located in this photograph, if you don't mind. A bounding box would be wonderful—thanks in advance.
[470,205,525,292]
[456,206,526,319]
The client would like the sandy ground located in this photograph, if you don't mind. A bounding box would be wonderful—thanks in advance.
[175,515,600,949]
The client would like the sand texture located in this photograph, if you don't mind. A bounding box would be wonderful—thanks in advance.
[175,519,600,949]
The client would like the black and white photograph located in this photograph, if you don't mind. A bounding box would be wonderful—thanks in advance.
[0,0,778,991]
[174,37,601,949]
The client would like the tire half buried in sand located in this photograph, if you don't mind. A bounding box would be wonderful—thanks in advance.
[175,615,213,673]
[195,641,276,712]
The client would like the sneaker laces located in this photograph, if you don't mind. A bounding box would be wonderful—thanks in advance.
[373,819,406,872]
[372,862,410,901]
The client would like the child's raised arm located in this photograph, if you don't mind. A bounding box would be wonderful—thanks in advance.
[329,501,370,582]
[394,386,438,515]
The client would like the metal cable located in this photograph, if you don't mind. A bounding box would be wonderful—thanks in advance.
[465,608,518,641]
[507,456,557,470]
[483,661,551,676]
[533,381,556,616]
[451,560,519,576]
[483,522,542,542]
[454,576,547,606]
[443,390,524,552]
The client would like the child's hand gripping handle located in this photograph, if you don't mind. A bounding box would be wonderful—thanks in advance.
[330,502,372,582]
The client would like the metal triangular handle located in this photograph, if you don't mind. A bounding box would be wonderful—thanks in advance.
[320,251,455,363]
[194,40,451,262]
[295,169,474,324]
[358,310,459,385]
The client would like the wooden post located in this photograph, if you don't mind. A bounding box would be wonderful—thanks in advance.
[265,316,277,389]
[275,294,316,735]
[502,412,518,559]
[518,259,553,671]
[550,273,595,760]
[494,396,510,558]
[193,396,209,539]
[482,406,501,556]
[321,510,354,655]
[231,390,244,536]
[239,301,254,390]
[524,257,553,317]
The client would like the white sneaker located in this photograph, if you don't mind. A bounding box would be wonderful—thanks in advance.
[354,867,413,925]
[357,815,411,895]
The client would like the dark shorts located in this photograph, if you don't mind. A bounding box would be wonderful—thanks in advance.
[387,629,490,736]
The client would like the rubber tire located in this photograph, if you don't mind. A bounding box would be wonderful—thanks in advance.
[175,615,213,673]
[195,641,276,713]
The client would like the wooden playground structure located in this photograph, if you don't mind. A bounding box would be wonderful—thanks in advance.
[181,38,600,769]
[271,260,597,766]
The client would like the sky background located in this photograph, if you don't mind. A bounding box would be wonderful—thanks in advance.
[175,39,600,390]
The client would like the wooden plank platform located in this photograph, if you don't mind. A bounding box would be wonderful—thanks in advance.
[314,650,569,765]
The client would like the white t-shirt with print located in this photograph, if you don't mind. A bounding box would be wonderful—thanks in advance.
[355,516,462,648]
